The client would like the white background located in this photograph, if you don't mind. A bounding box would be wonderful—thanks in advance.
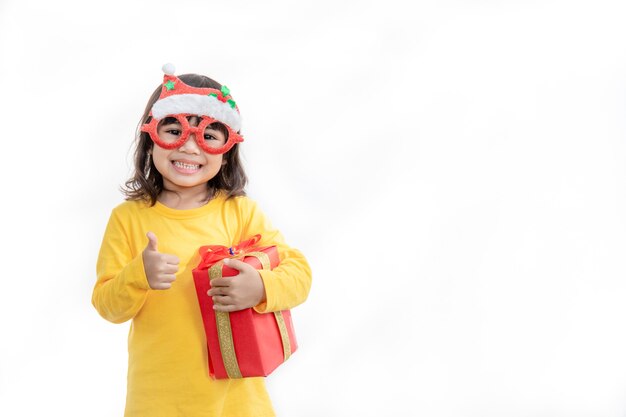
[1,0,626,416]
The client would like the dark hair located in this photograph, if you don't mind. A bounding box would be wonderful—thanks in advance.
[121,74,248,206]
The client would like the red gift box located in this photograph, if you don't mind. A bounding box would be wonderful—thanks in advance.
[192,235,298,379]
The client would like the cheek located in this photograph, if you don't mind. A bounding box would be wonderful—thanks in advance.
[205,155,224,168]
[152,149,172,168]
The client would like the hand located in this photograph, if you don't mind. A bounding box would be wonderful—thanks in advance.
[142,231,180,290]
[207,258,267,312]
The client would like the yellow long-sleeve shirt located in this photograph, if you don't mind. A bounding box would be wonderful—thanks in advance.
[93,192,312,417]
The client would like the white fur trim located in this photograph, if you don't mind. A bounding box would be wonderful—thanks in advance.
[162,63,176,75]
[151,94,242,132]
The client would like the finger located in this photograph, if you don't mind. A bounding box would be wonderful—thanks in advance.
[213,303,240,312]
[162,254,180,265]
[153,282,172,290]
[208,286,231,296]
[223,258,250,272]
[212,295,234,305]
[160,274,177,283]
[164,264,179,274]
[146,231,159,252]
[209,278,231,288]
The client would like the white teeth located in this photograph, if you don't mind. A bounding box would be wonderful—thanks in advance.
[173,161,200,170]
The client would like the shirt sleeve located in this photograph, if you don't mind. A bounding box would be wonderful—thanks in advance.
[239,198,312,313]
[92,207,151,324]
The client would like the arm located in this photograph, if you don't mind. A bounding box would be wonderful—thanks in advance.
[91,209,150,324]
[243,199,312,313]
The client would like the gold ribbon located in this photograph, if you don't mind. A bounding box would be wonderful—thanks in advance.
[209,251,292,378]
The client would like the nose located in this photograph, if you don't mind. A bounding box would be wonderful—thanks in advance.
[179,131,202,154]
[179,117,202,154]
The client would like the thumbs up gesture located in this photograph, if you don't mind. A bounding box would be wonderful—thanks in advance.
[142,231,180,290]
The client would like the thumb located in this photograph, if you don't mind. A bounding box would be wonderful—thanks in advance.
[145,231,159,252]
[223,258,249,271]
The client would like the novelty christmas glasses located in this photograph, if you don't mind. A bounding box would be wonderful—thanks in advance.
[141,114,243,155]
[141,63,244,155]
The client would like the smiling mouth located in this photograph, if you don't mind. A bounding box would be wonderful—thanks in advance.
[172,161,202,172]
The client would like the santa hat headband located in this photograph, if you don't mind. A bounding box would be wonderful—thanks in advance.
[150,63,242,132]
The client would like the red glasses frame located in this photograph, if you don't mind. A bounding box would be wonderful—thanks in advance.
[141,114,244,155]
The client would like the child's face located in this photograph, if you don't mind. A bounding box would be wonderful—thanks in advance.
[151,115,226,194]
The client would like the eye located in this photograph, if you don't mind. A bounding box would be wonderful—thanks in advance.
[204,128,224,142]
[158,122,183,137]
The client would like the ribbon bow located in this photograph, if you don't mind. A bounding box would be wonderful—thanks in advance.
[197,234,262,269]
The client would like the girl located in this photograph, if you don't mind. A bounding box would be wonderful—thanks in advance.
[92,64,312,417]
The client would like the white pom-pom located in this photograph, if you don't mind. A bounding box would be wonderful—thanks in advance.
[162,63,176,75]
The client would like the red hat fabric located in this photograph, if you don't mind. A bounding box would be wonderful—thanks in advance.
[150,63,242,133]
